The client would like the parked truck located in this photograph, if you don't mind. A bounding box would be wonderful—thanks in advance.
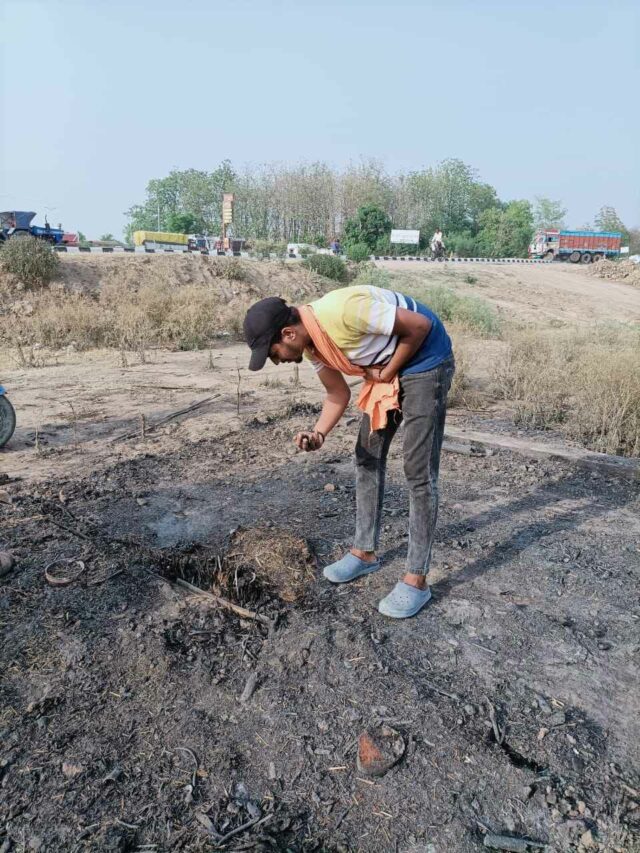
[529,229,622,264]
[132,230,190,251]
[0,211,78,246]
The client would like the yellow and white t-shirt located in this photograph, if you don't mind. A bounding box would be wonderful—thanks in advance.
[307,285,410,371]
[307,284,453,376]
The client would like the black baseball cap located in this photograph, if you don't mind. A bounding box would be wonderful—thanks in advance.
[243,297,292,371]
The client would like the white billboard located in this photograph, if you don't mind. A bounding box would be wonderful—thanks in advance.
[390,229,420,245]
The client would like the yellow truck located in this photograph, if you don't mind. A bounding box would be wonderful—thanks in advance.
[132,231,190,251]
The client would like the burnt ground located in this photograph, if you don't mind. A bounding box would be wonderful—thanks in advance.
[1,407,639,853]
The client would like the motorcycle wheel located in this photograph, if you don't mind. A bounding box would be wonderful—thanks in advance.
[0,395,16,448]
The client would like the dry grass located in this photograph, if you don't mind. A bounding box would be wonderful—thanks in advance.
[446,328,471,408]
[494,325,640,456]
[0,259,327,354]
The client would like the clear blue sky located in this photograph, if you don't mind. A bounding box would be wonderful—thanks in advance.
[2,0,638,239]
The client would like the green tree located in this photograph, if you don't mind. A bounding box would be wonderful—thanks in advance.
[594,206,628,241]
[124,161,236,241]
[99,233,116,241]
[627,227,640,254]
[475,200,533,257]
[166,212,202,234]
[533,197,567,229]
[344,205,391,251]
[394,159,500,247]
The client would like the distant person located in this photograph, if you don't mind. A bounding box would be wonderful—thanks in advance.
[330,238,342,255]
[243,284,455,620]
[431,229,445,260]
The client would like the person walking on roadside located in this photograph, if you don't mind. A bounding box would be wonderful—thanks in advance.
[243,284,454,619]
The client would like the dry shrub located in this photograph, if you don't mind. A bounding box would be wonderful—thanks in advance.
[495,325,640,456]
[28,292,109,349]
[0,236,59,287]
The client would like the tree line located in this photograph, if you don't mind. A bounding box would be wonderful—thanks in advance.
[124,159,636,257]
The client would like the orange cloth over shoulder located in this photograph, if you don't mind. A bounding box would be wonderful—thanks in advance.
[298,305,400,432]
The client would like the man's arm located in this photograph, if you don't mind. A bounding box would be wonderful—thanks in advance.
[365,307,431,384]
[295,366,351,451]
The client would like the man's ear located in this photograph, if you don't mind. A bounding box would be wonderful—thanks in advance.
[281,325,296,342]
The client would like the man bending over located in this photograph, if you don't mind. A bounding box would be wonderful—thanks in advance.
[243,283,454,619]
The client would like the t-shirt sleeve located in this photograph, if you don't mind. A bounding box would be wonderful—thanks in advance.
[343,291,396,337]
[303,349,324,373]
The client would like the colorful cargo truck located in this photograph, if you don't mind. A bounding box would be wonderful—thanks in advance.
[529,229,622,263]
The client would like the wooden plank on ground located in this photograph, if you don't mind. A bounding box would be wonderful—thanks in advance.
[443,425,640,481]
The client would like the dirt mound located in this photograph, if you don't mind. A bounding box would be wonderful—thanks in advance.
[587,259,640,286]
[221,526,316,604]
[156,527,316,607]
[56,254,325,301]
[0,256,331,352]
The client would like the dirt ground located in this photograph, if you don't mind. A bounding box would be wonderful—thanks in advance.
[375,261,640,326]
[1,261,639,852]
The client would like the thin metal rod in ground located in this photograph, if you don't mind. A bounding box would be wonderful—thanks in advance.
[213,813,273,848]
[174,578,273,627]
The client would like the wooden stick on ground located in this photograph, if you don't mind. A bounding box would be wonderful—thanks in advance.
[174,577,273,627]
[111,395,220,442]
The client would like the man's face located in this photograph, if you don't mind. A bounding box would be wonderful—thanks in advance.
[269,326,305,365]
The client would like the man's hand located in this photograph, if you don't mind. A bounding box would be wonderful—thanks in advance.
[363,366,385,383]
[295,430,325,452]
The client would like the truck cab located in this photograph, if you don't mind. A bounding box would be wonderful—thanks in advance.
[529,230,559,259]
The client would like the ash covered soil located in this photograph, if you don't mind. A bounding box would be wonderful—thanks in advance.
[1,408,639,853]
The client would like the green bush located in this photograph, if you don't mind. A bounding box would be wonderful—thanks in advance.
[303,253,348,282]
[0,236,60,287]
[374,235,392,255]
[446,232,477,258]
[298,245,315,259]
[345,242,371,262]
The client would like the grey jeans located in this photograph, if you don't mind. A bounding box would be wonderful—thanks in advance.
[353,357,455,575]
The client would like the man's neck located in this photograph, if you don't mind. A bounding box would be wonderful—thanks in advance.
[295,310,313,349]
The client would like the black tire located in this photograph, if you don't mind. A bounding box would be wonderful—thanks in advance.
[10,230,30,240]
[545,250,555,259]
[580,252,592,264]
[569,251,581,263]
[592,253,603,262]
[0,395,16,448]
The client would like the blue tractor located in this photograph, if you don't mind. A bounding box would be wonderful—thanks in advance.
[0,211,66,245]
